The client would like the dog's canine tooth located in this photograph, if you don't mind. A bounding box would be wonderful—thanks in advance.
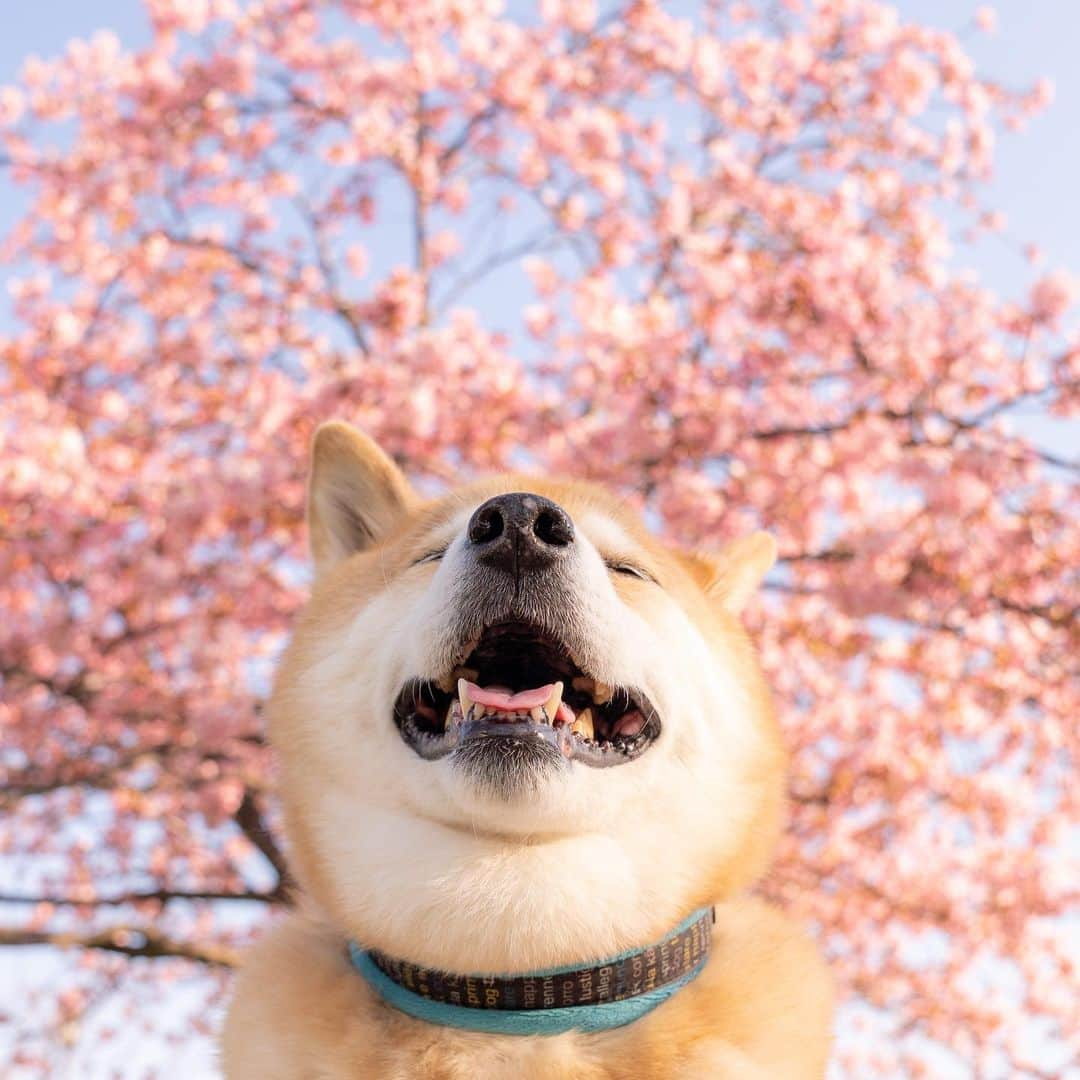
[457,678,473,718]
[592,681,613,705]
[572,707,594,741]
[530,706,547,722]
[545,681,564,724]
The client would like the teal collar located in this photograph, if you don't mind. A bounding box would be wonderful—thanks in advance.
[348,906,713,1036]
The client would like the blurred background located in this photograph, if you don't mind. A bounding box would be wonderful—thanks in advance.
[1,1,1076,1077]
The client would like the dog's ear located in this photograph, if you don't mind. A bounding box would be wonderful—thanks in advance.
[307,421,416,574]
[695,532,777,615]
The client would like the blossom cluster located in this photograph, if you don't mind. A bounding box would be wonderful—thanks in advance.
[1,1,1076,1074]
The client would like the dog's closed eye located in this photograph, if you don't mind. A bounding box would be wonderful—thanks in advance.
[413,545,449,566]
[604,560,655,583]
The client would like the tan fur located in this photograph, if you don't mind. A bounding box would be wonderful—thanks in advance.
[223,424,833,1077]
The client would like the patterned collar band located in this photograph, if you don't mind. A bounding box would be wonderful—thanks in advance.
[348,906,714,1037]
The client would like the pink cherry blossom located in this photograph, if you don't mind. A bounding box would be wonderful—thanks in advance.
[975,6,998,34]
[1030,270,1078,325]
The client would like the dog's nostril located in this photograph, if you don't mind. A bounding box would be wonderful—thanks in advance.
[534,507,573,547]
[468,507,504,545]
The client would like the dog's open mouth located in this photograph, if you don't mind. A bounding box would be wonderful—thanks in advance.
[393,620,661,768]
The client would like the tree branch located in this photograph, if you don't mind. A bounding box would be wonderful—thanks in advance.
[293,195,370,356]
[1,732,268,805]
[0,886,281,907]
[234,788,294,901]
[413,92,430,326]
[781,547,855,563]
[437,104,497,167]
[750,417,862,440]
[434,229,564,315]
[0,926,239,967]
[0,740,176,803]
[1033,449,1079,473]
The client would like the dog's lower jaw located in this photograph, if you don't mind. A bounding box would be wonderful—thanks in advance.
[448,730,567,799]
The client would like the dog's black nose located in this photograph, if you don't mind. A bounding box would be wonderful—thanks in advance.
[467,492,574,573]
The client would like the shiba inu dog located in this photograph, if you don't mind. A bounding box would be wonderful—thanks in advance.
[222,422,833,1079]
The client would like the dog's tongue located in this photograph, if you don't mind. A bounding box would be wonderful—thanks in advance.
[462,681,555,711]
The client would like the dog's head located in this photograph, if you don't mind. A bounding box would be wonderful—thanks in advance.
[271,422,785,971]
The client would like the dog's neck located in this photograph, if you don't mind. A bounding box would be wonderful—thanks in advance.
[310,806,716,976]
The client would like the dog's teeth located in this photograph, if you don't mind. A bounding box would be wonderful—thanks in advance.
[457,678,473,718]
[530,706,547,722]
[445,702,457,727]
[572,707,594,741]
[592,681,613,704]
[544,681,564,722]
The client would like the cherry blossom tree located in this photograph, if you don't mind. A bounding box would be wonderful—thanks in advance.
[1,0,1076,1074]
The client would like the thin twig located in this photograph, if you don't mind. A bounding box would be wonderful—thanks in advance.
[0,926,240,967]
